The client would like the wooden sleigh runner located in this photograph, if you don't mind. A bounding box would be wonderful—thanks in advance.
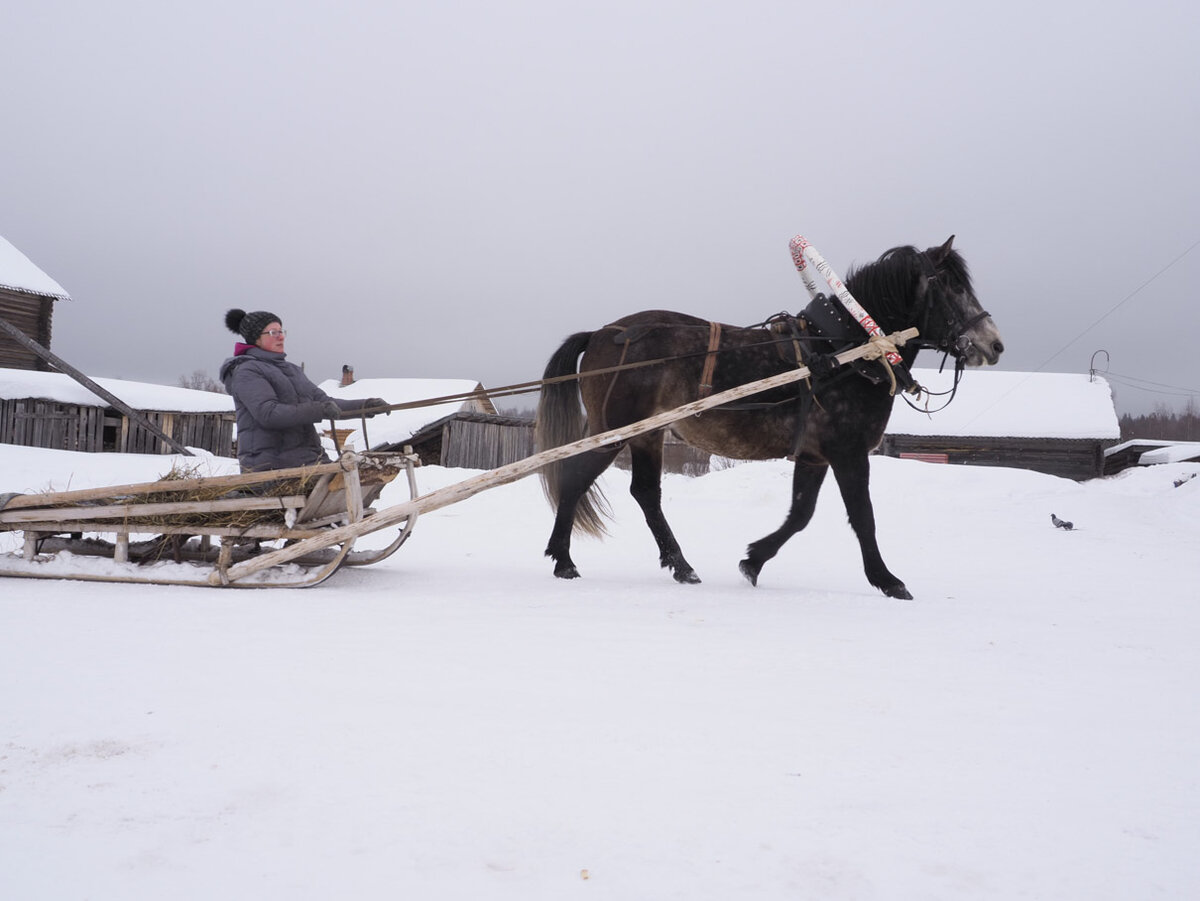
[0,451,421,588]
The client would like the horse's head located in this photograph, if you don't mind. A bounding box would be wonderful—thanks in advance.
[916,236,1004,367]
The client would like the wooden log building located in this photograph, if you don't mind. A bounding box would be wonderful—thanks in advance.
[406,410,535,469]
[878,368,1122,480]
[0,234,70,371]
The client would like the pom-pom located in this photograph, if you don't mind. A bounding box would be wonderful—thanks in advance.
[225,309,246,334]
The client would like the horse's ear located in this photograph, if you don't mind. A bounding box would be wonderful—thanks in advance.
[929,235,955,264]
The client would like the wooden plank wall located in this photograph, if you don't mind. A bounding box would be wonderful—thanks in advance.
[118,410,235,456]
[0,291,53,370]
[0,398,104,451]
[441,418,535,469]
[877,435,1111,481]
[1,400,234,456]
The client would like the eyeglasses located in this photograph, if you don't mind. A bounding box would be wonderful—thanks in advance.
[262,329,287,338]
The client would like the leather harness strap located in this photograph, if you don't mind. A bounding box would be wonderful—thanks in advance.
[598,330,631,432]
[698,321,722,398]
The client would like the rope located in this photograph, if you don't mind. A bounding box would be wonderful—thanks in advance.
[860,333,903,361]
[859,333,906,396]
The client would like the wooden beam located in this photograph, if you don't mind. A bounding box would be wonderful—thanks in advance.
[0,314,194,456]
[0,459,346,511]
[0,495,310,525]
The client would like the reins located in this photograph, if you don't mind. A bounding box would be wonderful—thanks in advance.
[340,328,827,418]
[898,354,967,415]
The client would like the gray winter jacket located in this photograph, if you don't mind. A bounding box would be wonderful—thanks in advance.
[219,346,357,471]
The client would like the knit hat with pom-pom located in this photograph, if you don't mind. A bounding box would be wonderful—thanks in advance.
[225,309,281,344]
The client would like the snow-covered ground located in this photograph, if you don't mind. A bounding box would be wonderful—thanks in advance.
[1,443,1197,900]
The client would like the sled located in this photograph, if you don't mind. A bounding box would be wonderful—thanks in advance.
[0,451,420,588]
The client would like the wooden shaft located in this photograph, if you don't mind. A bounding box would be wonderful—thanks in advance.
[212,328,918,585]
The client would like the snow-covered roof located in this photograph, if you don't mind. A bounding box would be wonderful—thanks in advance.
[0,368,233,413]
[886,368,1120,439]
[1138,443,1200,465]
[0,234,70,301]
[318,377,487,449]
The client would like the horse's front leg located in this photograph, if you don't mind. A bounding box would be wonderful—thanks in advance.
[829,453,912,599]
[628,436,700,583]
[740,457,827,586]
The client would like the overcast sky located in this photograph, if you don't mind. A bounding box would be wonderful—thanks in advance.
[3,0,1197,415]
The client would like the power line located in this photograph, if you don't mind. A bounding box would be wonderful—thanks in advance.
[1103,371,1200,398]
[1035,238,1200,371]
[954,241,1199,427]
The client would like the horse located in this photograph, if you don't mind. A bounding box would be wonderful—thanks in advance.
[534,237,1004,599]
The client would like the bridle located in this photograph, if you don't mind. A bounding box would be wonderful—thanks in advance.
[901,250,992,413]
[911,250,992,362]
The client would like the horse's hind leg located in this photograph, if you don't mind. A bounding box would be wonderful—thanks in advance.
[628,435,700,584]
[740,458,827,586]
[544,447,620,579]
[830,453,911,599]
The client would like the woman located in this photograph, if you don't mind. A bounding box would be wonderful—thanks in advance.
[220,309,385,472]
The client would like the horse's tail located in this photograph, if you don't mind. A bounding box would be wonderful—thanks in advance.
[535,330,611,538]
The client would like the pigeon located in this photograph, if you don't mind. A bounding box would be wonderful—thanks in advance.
[1050,513,1074,531]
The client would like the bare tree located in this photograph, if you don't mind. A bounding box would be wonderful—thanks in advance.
[495,403,535,420]
[179,370,226,394]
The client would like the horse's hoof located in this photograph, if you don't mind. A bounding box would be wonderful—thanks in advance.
[738,559,760,587]
[554,565,581,580]
[674,569,701,585]
[882,583,913,600]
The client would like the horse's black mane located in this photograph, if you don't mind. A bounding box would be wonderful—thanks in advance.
[844,245,973,324]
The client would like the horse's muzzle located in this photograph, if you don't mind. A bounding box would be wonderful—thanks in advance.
[962,335,1005,366]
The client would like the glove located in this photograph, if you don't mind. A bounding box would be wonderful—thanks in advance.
[361,398,388,417]
[319,400,342,420]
